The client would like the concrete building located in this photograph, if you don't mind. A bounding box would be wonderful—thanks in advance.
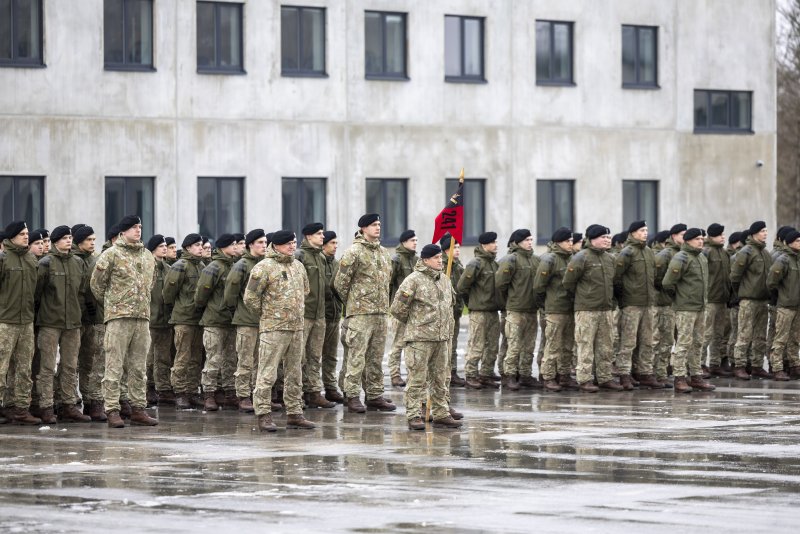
[0,0,776,252]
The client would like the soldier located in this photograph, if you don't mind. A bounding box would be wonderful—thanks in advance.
[614,221,660,389]
[233,233,246,257]
[28,229,47,259]
[195,233,239,411]
[201,237,212,259]
[766,229,800,380]
[652,223,687,387]
[730,221,773,380]
[440,234,466,386]
[146,235,174,405]
[702,223,733,377]
[296,223,336,409]
[0,222,41,424]
[390,244,461,430]
[388,230,418,387]
[165,237,178,265]
[457,231,502,389]
[571,232,583,253]
[495,229,540,390]
[661,228,715,393]
[767,227,794,364]
[91,215,157,427]
[533,227,575,392]
[244,230,315,432]
[163,233,206,409]
[562,224,617,392]
[320,231,345,403]
[725,231,746,366]
[224,229,267,412]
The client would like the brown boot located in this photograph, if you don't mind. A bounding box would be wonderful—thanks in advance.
[408,417,425,431]
[558,374,580,390]
[157,390,176,405]
[518,375,541,389]
[120,400,133,419]
[391,375,406,387]
[366,396,397,412]
[432,416,462,429]
[542,379,562,392]
[673,376,693,393]
[733,367,751,381]
[58,404,92,423]
[271,401,284,412]
[501,375,520,391]
[579,381,599,393]
[599,380,624,391]
[9,407,41,425]
[658,377,673,389]
[637,374,662,389]
[701,365,711,379]
[751,367,773,379]
[106,410,125,428]
[257,413,277,432]
[449,407,464,420]
[325,389,345,404]
[238,397,255,412]
[790,366,800,380]
[306,391,336,409]
[347,396,366,413]
[689,375,716,391]
[286,414,316,429]
[146,385,158,407]
[709,365,734,378]
[450,371,466,387]
[38,407,57,424]
[175,395,191,410]
[203,393,219,412]
[773,370,790,381]
[223,390,239,409]
[130,407,158,426]
[189,393,205,408]
[464,376,484,389]
[214,389,225,406]
[479,376,500,389]
[618,375,635,391]
[88,400,107,422]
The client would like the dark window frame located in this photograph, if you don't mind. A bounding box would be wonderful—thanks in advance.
[445,177,485,246]
[0,0,45,68]
[622,180,659,231]
[365,178,408,246]
[280,5,327,78]
[693,89,753,134]
[364,10,408,81]
[196,1,246,75]
[0,175,45,229]
[104,176,155,240]
[621,24,658,89]
[536,179,575,245]
[104,0,156,72]
[444,14,486,84]
[281,177,327,238]
[197,176,245,240]
[535,19,574,86]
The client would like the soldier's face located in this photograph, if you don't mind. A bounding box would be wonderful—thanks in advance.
[518,236,534,251]
[403,236,418,251]
[29,240,44,257]
[482,241,498,253]
[363,221,381,240]
[167,243,177,258]
[186,242,204,257]
[631,227,648,242]
[236,240,246,256]
[274,240,297,256]
[452,243,460,258]
[753,228,768,243]
[249,237,267,257]
[43,237,50,253]
[54,235,72,252]
[308,230,325,248]
[709,234,725,245]
[202,243,212,257]
[571,241,582,252]
[10,228,28,247]
[673,231,685,245]
[789,238,800,251]
[557,239,573,252]
[79,235,96,254]
[153,243,168,259]
[687,236,705,250]
[122,224,142,243]
[424,254,443,271]
[592,235,612,250]
[323,238,338,256]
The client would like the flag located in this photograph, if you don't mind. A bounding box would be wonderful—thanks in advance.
[432,171,464,245]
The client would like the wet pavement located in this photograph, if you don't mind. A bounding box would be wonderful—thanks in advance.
[2,336,800,532]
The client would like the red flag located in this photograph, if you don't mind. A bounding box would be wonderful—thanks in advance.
[432,177,464,245]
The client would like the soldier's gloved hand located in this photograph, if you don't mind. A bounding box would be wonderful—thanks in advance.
[770,290,779,307]
[86,301,97,318]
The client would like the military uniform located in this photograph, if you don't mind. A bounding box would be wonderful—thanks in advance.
[321,252,343,396]
[74,247,101,409]
[148,257,173,397]
[224,250,261,402]
[730,236,772,375]
[653,239,681,383]
[443,253,465,377]
[766,247,800,376]
[296,239,331,404]
[388,244,417,382]
[702,240,732,372]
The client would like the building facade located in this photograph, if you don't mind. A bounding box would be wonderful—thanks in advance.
[0,0,777,251]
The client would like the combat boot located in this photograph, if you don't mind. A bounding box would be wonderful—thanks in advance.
[542,379,562,392]
[709,365,734,378]
[286,414,316,429]
[701,365,711,379]
[189,393,205,408]
[637,374,662,389]
[450,371,466,387]
[203,393,219,412]
[657,377,673,389]
[9,407,41,425]
[257,413,277,432]
[790,366,800,379]
[38,407,57,424]
[733,367,751,380]
[347,396,366,413]
[146,385,158,407]
[579,382,599,393]
[120,400,133,419]
[223,390,239,410]
[751,367,773,379]
[0,414,6,424]
[599,380,624,391]
[325,389,345,404]
[673,376,693,393]
[58,404,92,423]
[271,400,284,412]
[449,407,464,420]
[408,417,425,431]
[558,374,580,390]
[130,407,158,426]
[464,376,483,389]
[518,375,541,389]
[238,397,255,413]
[306,391,335,409]
[106,410,125,428]
[366,397,397,412]
[479,375,500,389]
[175,395,191,410]
[157,390,176,405]
[88,401,107,422]
[618,375,635,391]
[501,375,520,391]
[773,370,790,381]
[432,416,462,429]
[214,389,225,406]
[721,357,734,372]
[391,375,406,387]
[689,375,716,391]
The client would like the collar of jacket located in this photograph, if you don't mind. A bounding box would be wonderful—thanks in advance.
[267,246,294,264]
[354,232,382,250]
[547,241,572,258]
[681,243,702,256]
[706,240,724,250]
[301,238,323,255]
[785,247,799,258]
[746,236,766,250]
[3,239,30,255]
[324,252,336,263]
[625,236,646,249]
[414,259,441,280]
[50,247,73,259]
[182,251,204,265]
[115,238,144,251]
[395,243,416,258]
[211,249,235,264]
[666,238,681,252]
[510,243,532,258]
[474,245,496,261]
[586,244,607,254]
[243,251,261,262]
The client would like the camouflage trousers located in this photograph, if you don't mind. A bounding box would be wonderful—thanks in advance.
[617,306,655,375]
[733,299,768,369]
[672,310,705,377]
[727,307,739,361]
[321,318,340,390]
[342,314,387,400]
[302,317,326,393]
[612,308,622,358]
[702,303,730,367]
[253,329,304,416]
[770,307,800,371]
[574,310,614,385]
[103,318,150,411]
[502,311,537,377]
[387,318,407,379]
[78,324,97,402]
[767,304,776,357]
[36,327,81,408]
[464,311,500,379]
[450,310,462,372]
[652,306,675,380]
[171,324,204,395]
[201,326,236,392]
[537,309,547,370]
[539,313,574,381]
[404,340,450,421]
[0,322,35,408]
[234,326,258,398]
[497,311,508,375]
[148,327,174,392]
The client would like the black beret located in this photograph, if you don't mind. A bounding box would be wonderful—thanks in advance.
[784,230,800,245]
[669,223,687,235]
[571,232,583,243]
[33,228,49,239]
[323,230,337,245]
[29,229,46,243]
[728,231,743,245]
[510,228,532,244]
[71,223,86,234]
[245,229,266,246]
[118,215,141,232]
[777,226,795,242]
[612,232,628,247]
[551,227,572,243]
[654,230,670,244]
[749,220,766,235]
[684,228,703,241]
[627,220,647,233]
[399,229,416,243]
[271,230,296,245]
[106,224,121,241]
[478,231,497,245]
[182,233,203,249]
[439,233,453,250]
[420,244,442,259]
[233,233,245,242]
[707,223,724,237]
[358,213,380,227]
[165,236,176,246]
[50,225,72,243]
[586,224,611,240]
[215,233,237,249]
[302,222,324,236]
[73,225,95,244]
[202,236,210,245]
[3,220,26,238]
[147,234,166,252]
[265,232,274,245]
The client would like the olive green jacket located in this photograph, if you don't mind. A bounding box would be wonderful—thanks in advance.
[533,242,573,314]
[0,239,38,324]
[323,253,343,322]
[730,237,772,301]
[613,237,657,307]
[35,248,88,330]
[703,241,732,304]
[661,244,708,312]
[654,239,681,307]
[163,252,206,325]
[443,254,465,314]
[195,249,236,327]
[495,244,539,313]
[74,248,99,324]
[296,239,327,320]
[457,245,501,312]
[150,258,171,328]
[562,245,615,312]
[390,244,417,302]
[767,249,800,309]
[224,252,262,328]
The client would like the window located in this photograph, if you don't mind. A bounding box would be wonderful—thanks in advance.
[104,0,154,71]
[0,0,43,67]
[622,25,657,88]
[0,176,44,229]
[197,1,244,73]
[536,180,574,245]
[197,177,244,240]
[694,90,752,133]
[365,11,407,80]
[622,180,658,231]
[444,15,484,82]
[536,20,573,85]
[281,5,325,76]
[365,179,407,245]
[445,178,485,245]
[282,177,326,238]
[105,177,154,240]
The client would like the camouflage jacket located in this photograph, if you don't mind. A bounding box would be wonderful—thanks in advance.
[296,239,327,320]
[244,246,309,332]
[703,241,732,304]
[533,242,573,314]
[163,252,205,325]
[36,248,88,329]
[613,237,657,307]
[0,239,37,324]
[443,254,465,314]
[334,233,392,317]
[390,260,454,342]
[730,237,772,301]
[767,249,800,309]
[661,244,708,312]
[91,239,156,322]
[323,253,342,322]
[150,258,171,328]
[224,252,261,327]
[390,244,417,301]
[495,244,539,313]
[654,239,681,306]
[562,244,615,312]
[457,245,501,312]
[92,240,114,324]
[195,249,236,327]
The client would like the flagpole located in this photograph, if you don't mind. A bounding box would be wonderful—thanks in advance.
[445,168,464,279]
